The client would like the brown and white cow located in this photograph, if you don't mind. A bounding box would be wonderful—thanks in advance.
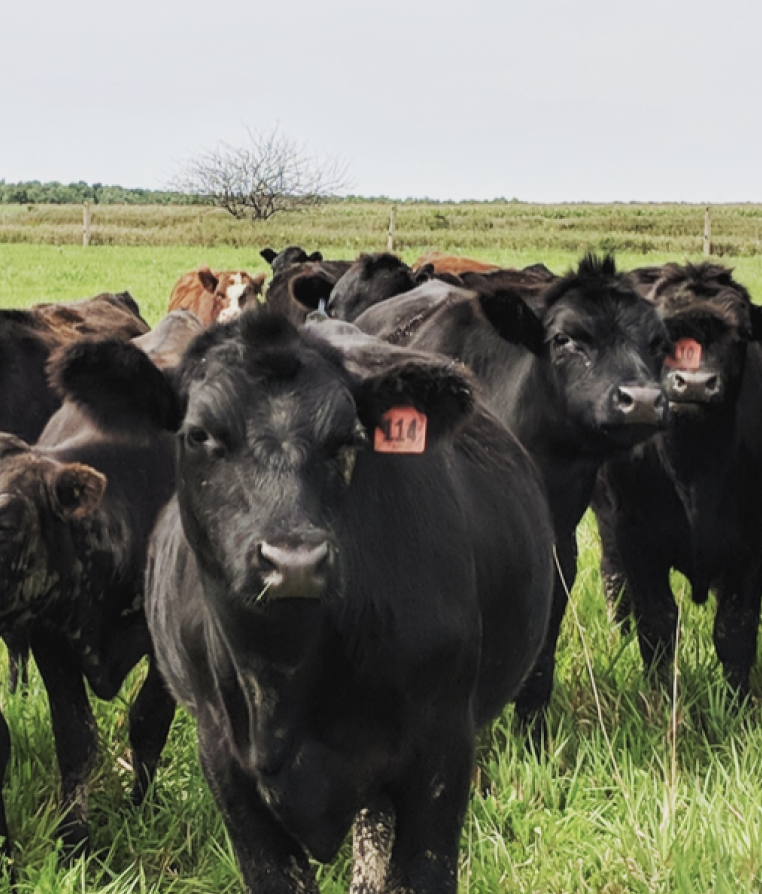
[167,267,266,325]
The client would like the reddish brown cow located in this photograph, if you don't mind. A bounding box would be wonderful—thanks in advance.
[167,267,266,325]
[411,251,500,276]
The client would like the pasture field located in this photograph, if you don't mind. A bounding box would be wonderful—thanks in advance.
[1,206,762,892]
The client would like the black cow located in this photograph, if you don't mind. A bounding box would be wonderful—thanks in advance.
[146,313,554,894]
[0,339,179,865]
[354,254,670,722]
[326,252,432,321]
[0,292,150,692]
[0,292,149,446]
[593,262,762,694]
[260,245,324,276]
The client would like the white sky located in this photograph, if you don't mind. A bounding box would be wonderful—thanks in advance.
[3,0,761,203]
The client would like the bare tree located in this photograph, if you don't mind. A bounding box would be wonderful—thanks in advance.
[170,126,352,221]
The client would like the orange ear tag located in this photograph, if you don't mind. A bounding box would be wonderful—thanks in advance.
[664,338,702,370]
[374,407,428,454]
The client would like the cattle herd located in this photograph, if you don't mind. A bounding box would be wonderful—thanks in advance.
[0,244,760,892]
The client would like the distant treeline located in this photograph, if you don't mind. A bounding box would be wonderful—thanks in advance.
[0,180,207,206]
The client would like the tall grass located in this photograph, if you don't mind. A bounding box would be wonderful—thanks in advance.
[4,515,762,892]
[1,209,762,892]
[3,200,762,257]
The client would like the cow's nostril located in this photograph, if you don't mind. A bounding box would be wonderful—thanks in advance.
[616,387,634,409]
[672,373,688,393]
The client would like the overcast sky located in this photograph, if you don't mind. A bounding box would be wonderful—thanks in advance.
[3,0,761,203]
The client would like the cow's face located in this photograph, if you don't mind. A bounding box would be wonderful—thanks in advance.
[175,316,473,623]
[0,434,105,621]
[541,284,669,449]
[659,293,760,416]
[216,272,266,322]
[178,350,355,610]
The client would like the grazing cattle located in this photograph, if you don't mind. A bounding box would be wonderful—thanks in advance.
[411,250,500,276]
[146,313,554,894]
[0,339,179,865]
[264,258,353,324]
[593,262,762,694]
[260,245,324,276]
[0,292,149,445]
[326,252,432,321]
[355,254,669,722]
[167,267,266,325]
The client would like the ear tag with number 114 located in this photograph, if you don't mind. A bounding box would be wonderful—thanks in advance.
[374,407,427,454]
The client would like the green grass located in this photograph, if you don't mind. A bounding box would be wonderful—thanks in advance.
[5,515,762,893]
[1,205,762,892]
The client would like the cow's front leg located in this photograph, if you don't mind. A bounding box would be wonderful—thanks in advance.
[384,716,474,894]
[197,712,318,894]
[713,574,762,697]
[32,633,97,858]
[350,796,395,894]
[128,658,176,804]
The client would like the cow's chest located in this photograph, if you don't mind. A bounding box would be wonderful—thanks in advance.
[250,698,404,863]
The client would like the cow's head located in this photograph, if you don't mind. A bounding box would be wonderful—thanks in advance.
[650,262,762,416]
[328,253,428,321]
[215,272,267,323]
[172,314,474,627]
[0,433,106,622]
[260,246,323,277]
[529,254,669,450]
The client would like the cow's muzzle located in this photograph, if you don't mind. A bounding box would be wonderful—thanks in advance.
[257,540,330,600]
[612,384,667,427]
[663,369,722,405]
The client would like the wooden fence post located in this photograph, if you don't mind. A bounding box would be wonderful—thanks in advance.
[387,205,396,252]
[83,202,92,247]
[703,206,712,256]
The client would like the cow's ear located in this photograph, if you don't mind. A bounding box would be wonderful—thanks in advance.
[749,304,762,342]
[48,462,106,521]
[197,267,218,293]
[479,289,546,355]
[291,271,335,311]
[413,263,435,284]
[356,357,475,443]
[49,339,185,432]
[251,272,267,294]
[307,251,324,263]
[260,248,277,265]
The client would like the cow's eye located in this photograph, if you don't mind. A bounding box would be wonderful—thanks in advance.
[552,333,573,350]
[185,426,209,448]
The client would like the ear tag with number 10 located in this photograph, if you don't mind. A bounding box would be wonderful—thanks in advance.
[664,338,702,371]
[374,407,427,454]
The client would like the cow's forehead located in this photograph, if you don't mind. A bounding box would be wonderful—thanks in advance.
[660,290,750,330]
[546,289,659,334]
[186,345,355,435]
